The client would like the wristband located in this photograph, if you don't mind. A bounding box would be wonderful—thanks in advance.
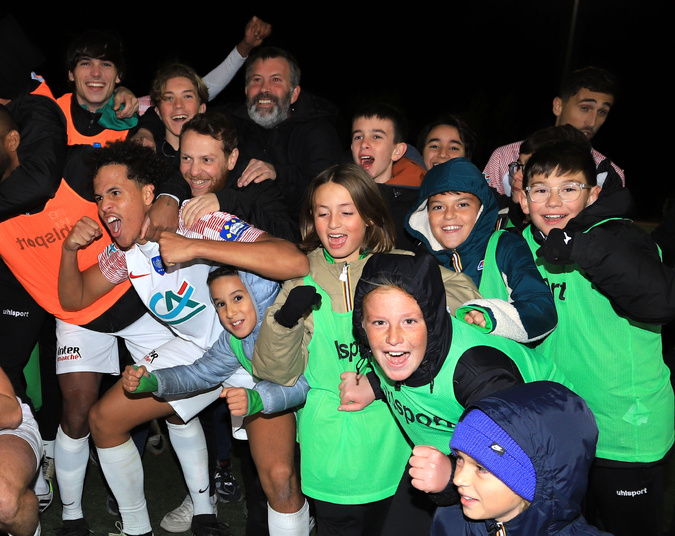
[245,389,264,416]
[134,366,159,393]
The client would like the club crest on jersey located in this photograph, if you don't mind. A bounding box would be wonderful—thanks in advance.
[151,255,165,275]
[477,259,484,271]
[220,217,251,241]
[148,279,206,325]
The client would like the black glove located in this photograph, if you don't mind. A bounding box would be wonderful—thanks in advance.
[274,286,322,328]
[537,227,575,265]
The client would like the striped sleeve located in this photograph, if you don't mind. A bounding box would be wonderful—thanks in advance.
[98,243,130,284]
[179,203,265,243]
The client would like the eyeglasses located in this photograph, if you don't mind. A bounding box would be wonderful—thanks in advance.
[525,182,590,203]
[508,161,525,178]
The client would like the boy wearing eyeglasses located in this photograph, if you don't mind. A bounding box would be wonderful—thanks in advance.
[405,157,557,344]
[519,139,675,536]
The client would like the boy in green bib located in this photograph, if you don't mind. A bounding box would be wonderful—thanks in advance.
[518,138,675,536]
[405,157,557,343]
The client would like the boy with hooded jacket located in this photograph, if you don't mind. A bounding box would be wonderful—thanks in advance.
[123,267,311,536]
[405,157,556,343]
[430,381,612,536]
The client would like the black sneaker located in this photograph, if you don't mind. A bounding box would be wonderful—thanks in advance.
[56,518,93,536]
[213,461,242,504]
[191,514,231,536]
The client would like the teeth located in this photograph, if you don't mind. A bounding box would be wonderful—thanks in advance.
[87,82,105,87]
[442,225,461,231]
[172,114,188,120]
[544,214,565,220]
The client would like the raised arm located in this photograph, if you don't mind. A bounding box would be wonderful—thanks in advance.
[58,216,117,311]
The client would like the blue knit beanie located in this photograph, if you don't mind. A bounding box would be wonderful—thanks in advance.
[450,409,536,501]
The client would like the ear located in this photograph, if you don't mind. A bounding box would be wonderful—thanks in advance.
[552,97,563,120]
[199,102,207,114]
[290,85,301,105]
[142,184,155,207]
[227,148,239,170]
[4,130,20,153]
[519,190,531,215]
[586,185,602,206]
[392,142,407,162]
[68,71,75,82]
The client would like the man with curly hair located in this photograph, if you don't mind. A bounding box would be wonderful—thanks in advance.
[58,140,308,536]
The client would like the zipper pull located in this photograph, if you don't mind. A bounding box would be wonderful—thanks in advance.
[339,263,349,282]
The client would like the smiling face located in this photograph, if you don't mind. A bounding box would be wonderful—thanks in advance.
[93,164,154,249]
[245,57,300,128]
[519,170,600,236]
[312,181,369,263]
[453,450,527,523]
[179,129,238,197]
[362,287,427,382]
[553,88,614,139]
[351,116,406,184]
[209,274,257,338]
[68,57,120,112]
[427,191,482,250]
[422,124,466,169]
[157,76,206,150]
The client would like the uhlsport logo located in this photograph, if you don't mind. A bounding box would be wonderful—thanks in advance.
[148,280,207,325]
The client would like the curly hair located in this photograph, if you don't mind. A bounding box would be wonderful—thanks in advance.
[87,140,174,191]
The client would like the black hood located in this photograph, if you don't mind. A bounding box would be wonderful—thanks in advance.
[353,253,452,387]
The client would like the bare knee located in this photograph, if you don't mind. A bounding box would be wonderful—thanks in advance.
[0,478,31,531]
[260,461,299,505]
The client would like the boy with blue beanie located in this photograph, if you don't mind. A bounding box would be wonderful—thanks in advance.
[431,381,612,536]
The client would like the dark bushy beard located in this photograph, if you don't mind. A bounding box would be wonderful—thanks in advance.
[247,90,293,129]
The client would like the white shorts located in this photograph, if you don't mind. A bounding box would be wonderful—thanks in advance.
[0,399,44,471]
[141,336,255,431]
[55,313,175,375]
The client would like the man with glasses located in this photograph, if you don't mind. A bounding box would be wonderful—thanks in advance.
[484,65,624,197]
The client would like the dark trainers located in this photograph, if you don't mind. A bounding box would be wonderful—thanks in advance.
[213,461,242,504]
[56,518,93,536]
[191,514,231,536]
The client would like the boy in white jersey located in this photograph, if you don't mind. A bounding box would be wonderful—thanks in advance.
[58,140,309,536]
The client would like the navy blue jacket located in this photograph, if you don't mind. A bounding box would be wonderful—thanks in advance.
[431,381,613,536]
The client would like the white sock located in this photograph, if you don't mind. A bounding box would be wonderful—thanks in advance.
[97,438,151,535]
[267,499,310,536]
[54,426,88,520]
[166,418,212,516]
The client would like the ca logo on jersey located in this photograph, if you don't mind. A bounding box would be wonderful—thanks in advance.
[148,279,206,325]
